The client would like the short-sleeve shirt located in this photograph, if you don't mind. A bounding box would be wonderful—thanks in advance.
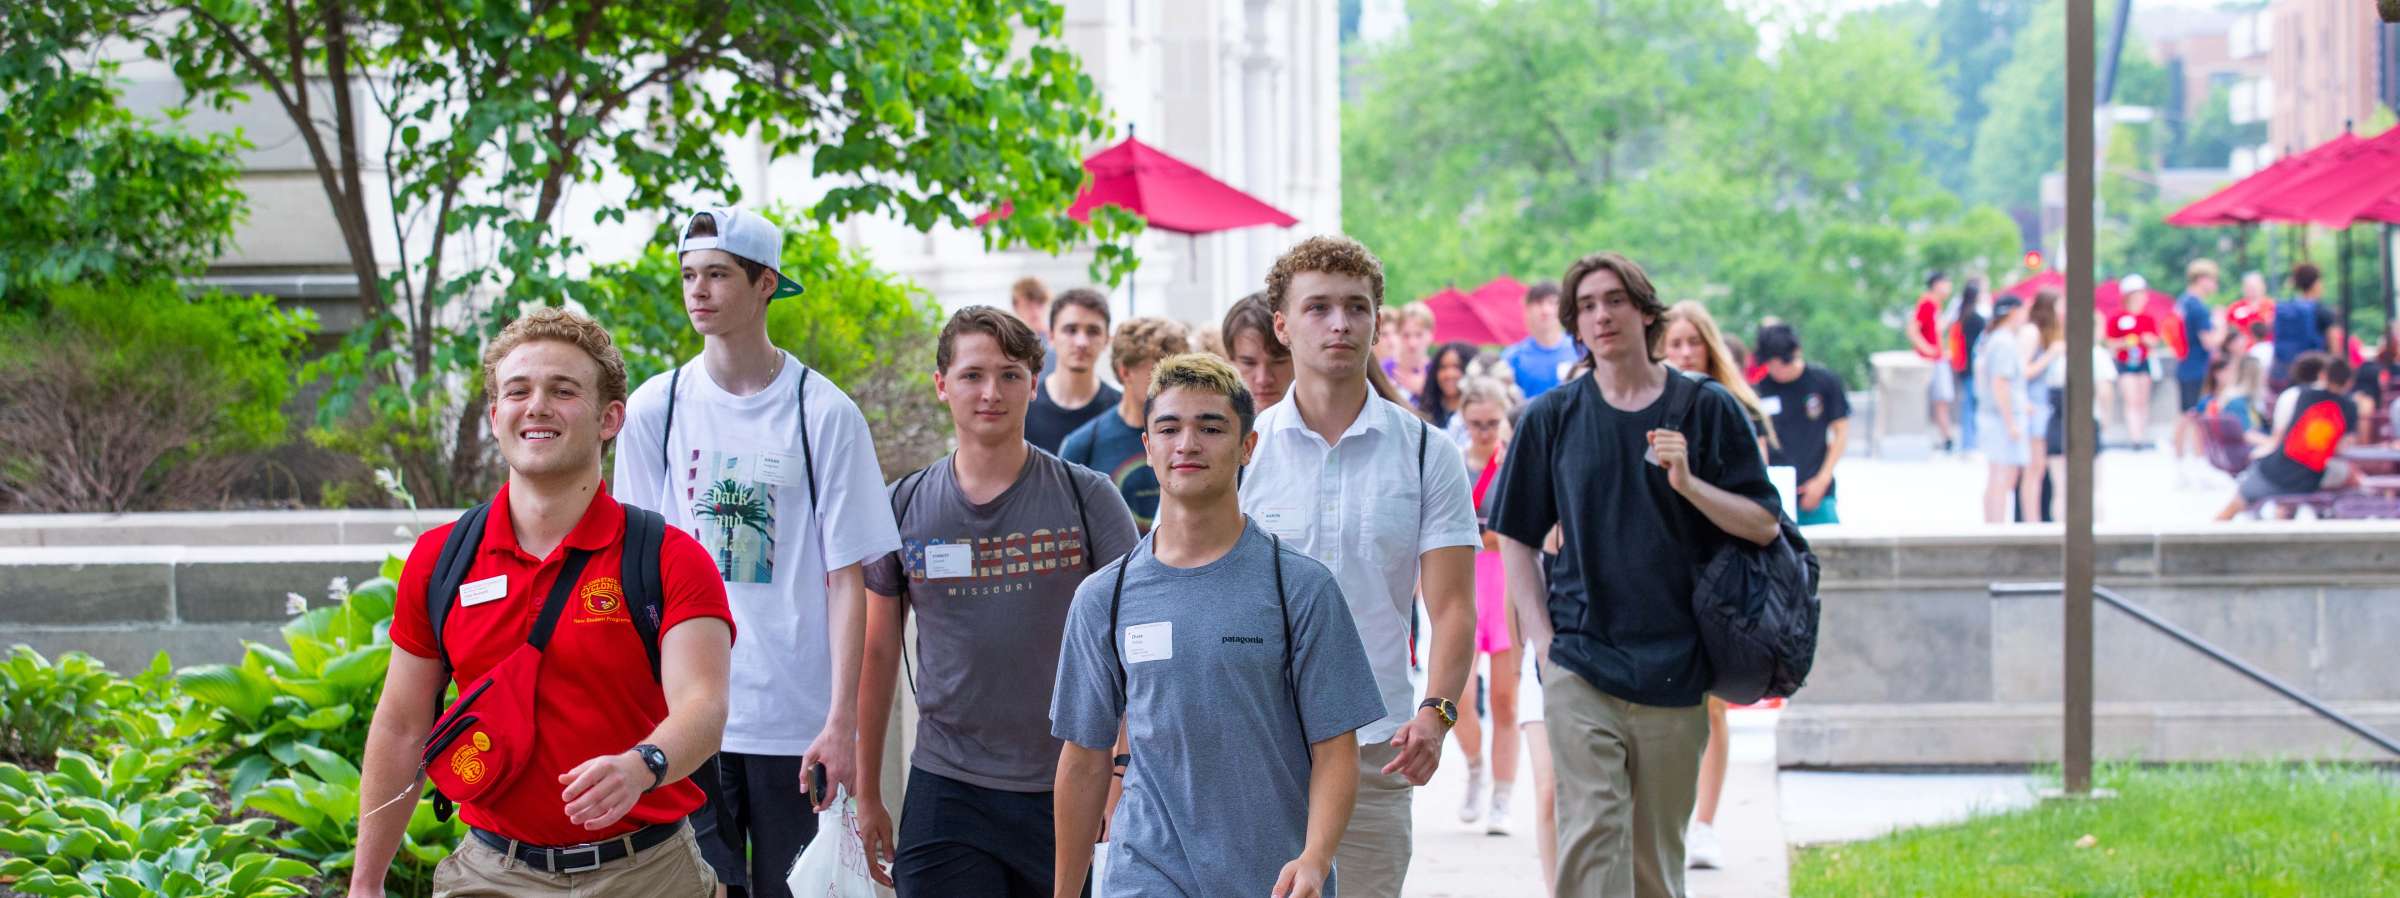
[2228,297,2274,338]
[1483,370,1777,708]
[2175,292,2214,379]
[1976,328,2026,413]
[1059,410,1161,532]
[2256,388,2356,492]
[611,353,902,755]
[1049,522,1384,898]
[1754,364,1851,492]
[2108,311,2158,367]
[1238,392,1481,741]
[390,484,733,846]
[863,448,1139,791]
[1025,380,1121,455]
[1504,335,1582,398]
[1912,295,1942,361]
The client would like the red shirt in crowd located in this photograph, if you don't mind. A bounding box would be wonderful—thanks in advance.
[1912,294,1943,361]
[391,482,733,846]
[2227,297,2275,340]
[2107,310,2158,367]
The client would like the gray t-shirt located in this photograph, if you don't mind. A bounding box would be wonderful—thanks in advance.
[1050,521,1384,897]
[865,447,1139,792]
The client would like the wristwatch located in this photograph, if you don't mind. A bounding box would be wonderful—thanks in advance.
[1418,697,1458,729]
[634,744,669,791]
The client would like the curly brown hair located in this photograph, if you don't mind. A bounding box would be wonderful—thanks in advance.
[481,306,630,409]
[1110,317,1192,378]
[1265,235,1386,313]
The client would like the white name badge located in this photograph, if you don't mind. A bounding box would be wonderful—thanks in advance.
[1253,507,1302,537]
[459,575,509,607]
[752,451,800,488]
[1124,622,1173,663]
[924,543,974,580]
[1761,395,1785,417]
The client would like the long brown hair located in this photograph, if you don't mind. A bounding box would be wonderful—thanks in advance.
[1664,301,1778,450]
[2031,288,2064,347]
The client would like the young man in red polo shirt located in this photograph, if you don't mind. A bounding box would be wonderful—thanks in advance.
[349,308,735,897]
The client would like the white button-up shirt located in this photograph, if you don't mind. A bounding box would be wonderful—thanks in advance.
[1240,392,1480,741]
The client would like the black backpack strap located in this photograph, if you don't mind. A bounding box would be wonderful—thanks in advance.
[1073,463,1095,573]
[1271,533,1308,756]
[890,463,938,695]
[1417,416,1431,482]
[525,550,598,651]
[1107,537,1140,698]
[1663,370,1701,431]
[796,366,819,517]
[621,505,668,683]
[661,366,681,481]
[425,503,494,681]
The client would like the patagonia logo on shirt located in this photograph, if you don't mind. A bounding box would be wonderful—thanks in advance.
[1220,636,1266,645]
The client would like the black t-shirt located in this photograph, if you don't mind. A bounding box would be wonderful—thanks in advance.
[1957,310,1987,377]
[1025,379,1121,455]
[2255,387,2356,494]
[1484,369,1778,707]
[1754,364,1851,493]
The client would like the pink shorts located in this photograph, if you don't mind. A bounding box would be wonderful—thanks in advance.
[1474,550,1512,654]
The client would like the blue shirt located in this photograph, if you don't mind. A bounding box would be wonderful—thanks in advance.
[2176,291,2214,381]
[1058,409,1160,531]
[2272,298,2325,381]
[1504,335,1581,397]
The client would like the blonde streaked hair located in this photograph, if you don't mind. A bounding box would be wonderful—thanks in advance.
[1664,301,1777,450]
[1146,352,1256,434]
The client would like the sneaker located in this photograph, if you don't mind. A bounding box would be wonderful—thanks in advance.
[1458,759,1487,823]
[1686,821,1723,870]
[1485,788,1513,836]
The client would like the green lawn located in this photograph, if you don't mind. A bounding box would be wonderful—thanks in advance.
[1791,764,2400,898]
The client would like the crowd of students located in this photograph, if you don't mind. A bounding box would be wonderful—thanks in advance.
[345,207,1831,898]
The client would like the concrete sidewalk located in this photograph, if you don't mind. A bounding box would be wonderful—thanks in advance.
[1402,708,1788,897]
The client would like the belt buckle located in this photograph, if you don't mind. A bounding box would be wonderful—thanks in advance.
[553,844,605,874]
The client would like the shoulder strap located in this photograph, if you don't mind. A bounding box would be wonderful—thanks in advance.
[621,505,668,683]
[796,366,820,517]
[425,503,493,680]
[1072,459,1096,573]
[1662,370,1700,431]
[1271,533,1307,754]
[661,366,681,481]
[890,463,939,696]
[1107,541,1136,698]
[524,550,598,651]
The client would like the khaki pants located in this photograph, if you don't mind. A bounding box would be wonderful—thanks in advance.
[1545,668,1709,898]
[431,822,717,898]
[1332,740,1415,898]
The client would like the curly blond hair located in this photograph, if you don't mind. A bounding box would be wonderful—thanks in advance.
[481,306,629,408]
[1265,235,1386,312]
[1110,317,1192,376]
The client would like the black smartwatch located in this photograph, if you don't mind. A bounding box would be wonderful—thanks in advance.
[634,744,669,791]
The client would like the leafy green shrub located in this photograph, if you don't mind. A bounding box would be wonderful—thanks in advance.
[0,648,134,768]
[0,281,315,511]
[578,213,954,479]
[243,743,456,898]
[0,746,315,897]
[176,562,400,801]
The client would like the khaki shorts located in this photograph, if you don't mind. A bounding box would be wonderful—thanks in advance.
[1332,741,1415,898]
[431,822,717,898]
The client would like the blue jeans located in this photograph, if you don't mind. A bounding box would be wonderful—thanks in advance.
[1955,371,1978,449]
[1797,496,1839,526]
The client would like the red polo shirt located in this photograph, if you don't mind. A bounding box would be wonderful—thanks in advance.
[391,482,733,846]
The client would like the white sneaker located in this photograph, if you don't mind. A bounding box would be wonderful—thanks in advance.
[1686,821,1723,870]
[1458,759,1487,823]
[1485,789,1513,836]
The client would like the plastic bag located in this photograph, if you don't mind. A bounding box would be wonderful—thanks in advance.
[785,788,890,898]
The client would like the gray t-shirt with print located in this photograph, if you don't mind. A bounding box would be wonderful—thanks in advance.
[865,447,1139,792]
[1049,520,1385,897]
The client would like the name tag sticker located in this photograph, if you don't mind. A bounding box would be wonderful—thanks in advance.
[1254,507,1301,537]
[924,543,974,580]
[459,575,509,607]
[752,452,798,487]
[1760,395,1785,416]
[1124,622,1173,663]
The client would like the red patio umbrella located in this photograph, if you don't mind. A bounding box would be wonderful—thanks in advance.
[2241,129,2400,227]
[1464,276,1532,345]
[1423,287,1514,346]
[2166,133,2361,227]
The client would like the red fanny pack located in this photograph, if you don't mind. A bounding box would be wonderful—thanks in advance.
[421,550,594,807]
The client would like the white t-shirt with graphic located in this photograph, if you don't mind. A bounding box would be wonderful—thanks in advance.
[615,352,902,755]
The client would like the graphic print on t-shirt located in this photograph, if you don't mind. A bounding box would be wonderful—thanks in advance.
[2284,400,2347,472]
[902,527,1089,598]
[684,450,780,584]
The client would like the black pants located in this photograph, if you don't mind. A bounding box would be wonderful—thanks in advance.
[894,767,1088,898]
[2178,376,2208,413]
[692,752,819,898]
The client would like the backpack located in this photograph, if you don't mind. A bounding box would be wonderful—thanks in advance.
[1107,530,1312,761]
[420,501,672,819]
[1659,374,1822,704]
[663,363,819,516]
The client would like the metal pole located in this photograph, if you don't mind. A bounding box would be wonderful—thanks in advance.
[2063,0,2098,797]
[2341,227,2355,344]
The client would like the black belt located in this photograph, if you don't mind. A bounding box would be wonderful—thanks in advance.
[470,821,683,874]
